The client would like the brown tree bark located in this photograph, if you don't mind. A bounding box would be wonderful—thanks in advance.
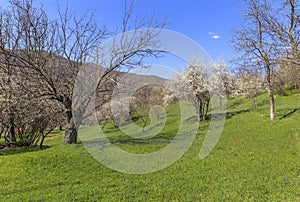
[63,103,78,144]
[8,111,16,143]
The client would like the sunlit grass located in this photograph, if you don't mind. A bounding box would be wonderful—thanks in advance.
[0,94,299,201]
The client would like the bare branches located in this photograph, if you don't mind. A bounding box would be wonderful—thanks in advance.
[233,0,299,120]
[0,0,165,145]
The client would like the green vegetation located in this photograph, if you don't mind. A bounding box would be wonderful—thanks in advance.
[1,94,300,201]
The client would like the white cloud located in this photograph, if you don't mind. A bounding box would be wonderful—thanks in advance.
[208,32,221,39]
[212,35,221,39]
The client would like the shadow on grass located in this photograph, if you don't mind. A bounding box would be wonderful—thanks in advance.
[257,99,269,108]
[227,99,244,109]
[109,135,171,145]
[226,109,250,119]
[279,108,299,119]
[47,129,64,136]
[83,129,196,150]
[106,130,179,145]
[204,110,250,120]
[82,136,170,151]
[0,144,51,156]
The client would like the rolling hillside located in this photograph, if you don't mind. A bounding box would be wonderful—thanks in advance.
[1,93,299,201]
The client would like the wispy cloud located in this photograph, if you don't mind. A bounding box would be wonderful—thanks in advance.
[208,32,221,40]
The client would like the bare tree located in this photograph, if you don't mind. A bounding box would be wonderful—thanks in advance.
[233,0,300,120]
[264,0,300,59]
[69,0,164,143]
[233,0,277,120]
[0,35,63,148]
[53,3,108,144]
[265,0,300,89]
[0,0,164,145]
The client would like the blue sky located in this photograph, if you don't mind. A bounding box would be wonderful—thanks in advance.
[0,0,246,67]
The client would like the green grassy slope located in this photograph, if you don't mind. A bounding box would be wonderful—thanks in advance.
[0,94,299,201]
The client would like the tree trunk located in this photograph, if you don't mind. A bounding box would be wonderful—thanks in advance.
[8,110,16,143]
[204,98,210,120]
[253,97,257,109]
[197,108,202,122]
[40,132,46,149]
[197,99,203,122]
[197,113,202,122]
[269,89,275,120]
[266,64,275,121]
[63,110,78,144]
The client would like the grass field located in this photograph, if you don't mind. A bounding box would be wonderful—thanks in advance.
[1,93,300,201]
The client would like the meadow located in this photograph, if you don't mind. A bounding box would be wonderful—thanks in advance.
[1,93,300,201]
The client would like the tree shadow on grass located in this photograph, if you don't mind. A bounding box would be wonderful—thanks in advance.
[106,130,180,145]
[0,144,51,156]
[82,137,169,151]
[279,108,299,120]
[257,99,269,108]
[227,99,244,109]
[226,109,250,119]
[82,128,196,151]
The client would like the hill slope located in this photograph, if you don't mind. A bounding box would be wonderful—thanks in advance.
[0,93,299,201]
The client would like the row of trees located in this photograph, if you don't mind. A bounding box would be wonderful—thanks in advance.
[0,0,298,148]
[164,0,299,122]
[156,0,300,123]
[0,0,164,146]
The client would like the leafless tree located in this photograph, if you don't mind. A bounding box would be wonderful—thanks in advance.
[233,0,278,120]
[0,49,63,148]
[266,0,300,89]
[264,0,300,60]
[0,0,165,144]
[233,0,300,120]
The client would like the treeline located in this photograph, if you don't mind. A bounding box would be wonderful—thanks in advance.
[0,0,299,148]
